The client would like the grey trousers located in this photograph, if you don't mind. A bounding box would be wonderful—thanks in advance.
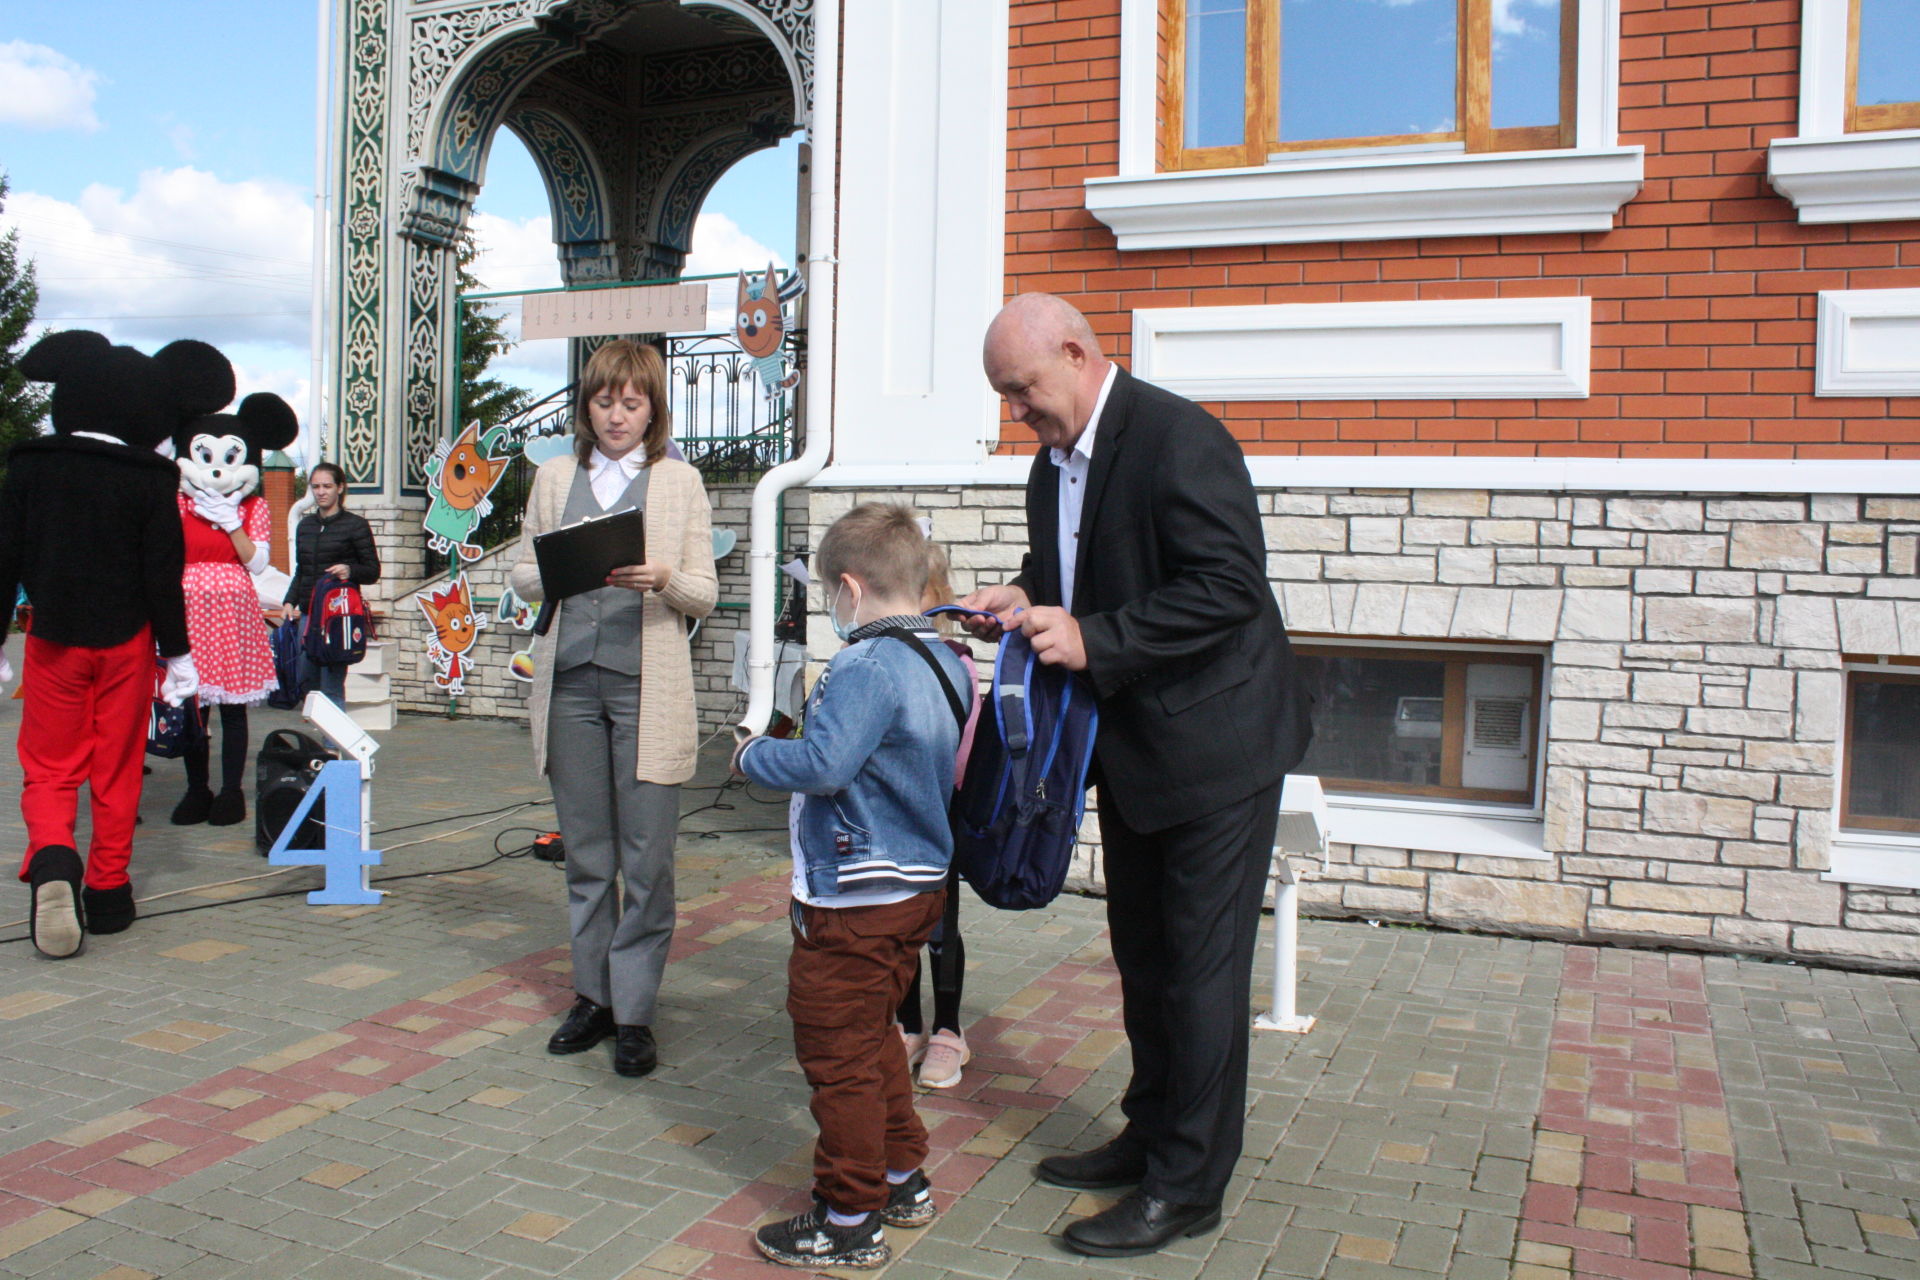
[547,664,680,1026]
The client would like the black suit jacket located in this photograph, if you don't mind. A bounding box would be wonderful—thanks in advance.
[1011,369,1311,833]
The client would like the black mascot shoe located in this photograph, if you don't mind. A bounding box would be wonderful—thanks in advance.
[27,846,86,960]
[207,789,247,826]
[547,996,614,1055]
[171,787,214,825]
[613,1025,657,1078]
[82,884,137,935]
[1035,1134,1149,1190]
[1061,1190,1222,1258]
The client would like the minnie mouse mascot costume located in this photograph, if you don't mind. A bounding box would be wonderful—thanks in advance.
[168,393,298,825]
[0,330,229,958]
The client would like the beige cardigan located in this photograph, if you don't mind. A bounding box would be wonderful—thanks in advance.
[508,455,717,785]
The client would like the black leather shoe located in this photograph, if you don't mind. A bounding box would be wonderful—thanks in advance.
[547,996,613,1055]
[1061,1190,1222,1257]
[613,1025,657,1078]
[1035,1135,1148,1190]
[27,846,85,960]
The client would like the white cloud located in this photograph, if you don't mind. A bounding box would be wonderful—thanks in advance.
[3,168,315,436]
[0,41,103,133]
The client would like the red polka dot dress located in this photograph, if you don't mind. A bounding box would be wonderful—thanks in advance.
[178,492,278,705]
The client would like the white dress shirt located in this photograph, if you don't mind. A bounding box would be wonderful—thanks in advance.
[587,446,646,511]
[1050,363,1118,611]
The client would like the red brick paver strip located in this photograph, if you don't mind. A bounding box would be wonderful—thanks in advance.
[0,866,796,1253]
[669,942,1125,1277]
[1518,947,1752,1280]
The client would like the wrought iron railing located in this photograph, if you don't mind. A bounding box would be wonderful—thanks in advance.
[424,331,796,577]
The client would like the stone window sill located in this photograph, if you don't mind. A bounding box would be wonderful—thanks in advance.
[1081,146,1646,251]
[1325,795,1548,861]
[1767,131,1920,224]
[1824,832,1920,891]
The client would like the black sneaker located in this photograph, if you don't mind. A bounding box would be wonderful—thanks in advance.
[883,1169,936,1228]
[753,1203,889,1270]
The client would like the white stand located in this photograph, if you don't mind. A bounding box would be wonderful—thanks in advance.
[1256,776,1328,1035]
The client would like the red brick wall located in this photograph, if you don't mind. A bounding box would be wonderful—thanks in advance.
[1003,0,1920,459]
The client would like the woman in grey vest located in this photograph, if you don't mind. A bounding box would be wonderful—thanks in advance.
[508,340,717,1077]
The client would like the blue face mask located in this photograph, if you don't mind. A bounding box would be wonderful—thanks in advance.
[829,580,860,642]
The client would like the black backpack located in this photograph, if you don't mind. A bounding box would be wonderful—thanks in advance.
[255,729,336,855]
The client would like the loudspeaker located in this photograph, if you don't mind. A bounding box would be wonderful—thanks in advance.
[255,729,336,855]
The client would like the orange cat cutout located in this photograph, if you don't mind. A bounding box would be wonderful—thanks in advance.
[733,262,805,401]
[417,573,490,695]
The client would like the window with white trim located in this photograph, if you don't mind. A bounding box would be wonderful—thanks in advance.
[1295,642,1543,806]
[1086,0,1641,249]
[1767,0,1920,224]
[1841,666,1920,835]
[1166,0,1574,171]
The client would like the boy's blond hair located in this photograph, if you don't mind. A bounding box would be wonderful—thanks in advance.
[815,503,930,603]
[922,540,959,635]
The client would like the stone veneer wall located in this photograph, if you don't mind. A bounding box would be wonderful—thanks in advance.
[370,485,807,732]
[805,483,1920,973]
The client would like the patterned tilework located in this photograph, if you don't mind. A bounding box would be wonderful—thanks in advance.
[0,867,795,1264]
[1519,947,1751,1280]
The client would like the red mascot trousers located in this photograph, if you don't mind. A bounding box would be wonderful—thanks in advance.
[15,629,152,890]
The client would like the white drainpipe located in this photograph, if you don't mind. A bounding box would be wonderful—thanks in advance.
[738,0,840,739]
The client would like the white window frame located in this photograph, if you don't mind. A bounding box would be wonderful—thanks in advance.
[1294,636,1551,861]
[1825,658,1920,890]
[1085,0,1642,249]
[1767,0,1920,223]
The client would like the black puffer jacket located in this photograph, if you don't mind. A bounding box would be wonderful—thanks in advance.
[284,508,380,610]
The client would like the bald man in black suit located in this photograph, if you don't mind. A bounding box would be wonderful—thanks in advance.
[964,293,1312,1258]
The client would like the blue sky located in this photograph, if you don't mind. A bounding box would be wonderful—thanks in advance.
[0,0,798,443]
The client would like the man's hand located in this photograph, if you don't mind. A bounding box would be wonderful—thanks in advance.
[1021,606,1087,671]
[956,583,1031,640]
[160,654,200,707]
[606,562,673,594]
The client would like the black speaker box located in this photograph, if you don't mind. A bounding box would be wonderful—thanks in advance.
[255,729,337,854]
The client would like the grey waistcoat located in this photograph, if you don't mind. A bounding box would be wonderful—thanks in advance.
[552,458,652,677]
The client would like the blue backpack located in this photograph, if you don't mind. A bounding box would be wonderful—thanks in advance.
[926,606,1100,910]
[266,617,303,710]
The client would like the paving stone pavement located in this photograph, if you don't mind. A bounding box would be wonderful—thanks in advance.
[0,699,1917,1278]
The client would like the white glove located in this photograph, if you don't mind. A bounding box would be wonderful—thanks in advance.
[0,647,13,688]
[191,487,243,532]
[160,654,199,707]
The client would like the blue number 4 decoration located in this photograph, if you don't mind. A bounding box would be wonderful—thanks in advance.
[267,759,384,904]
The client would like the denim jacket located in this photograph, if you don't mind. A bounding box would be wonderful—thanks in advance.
[739,617,969,898]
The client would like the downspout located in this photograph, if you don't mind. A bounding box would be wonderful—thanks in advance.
[738,0,840,739]
[306,0,332,472]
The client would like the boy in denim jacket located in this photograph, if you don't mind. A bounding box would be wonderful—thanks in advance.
[734,503,972,1270]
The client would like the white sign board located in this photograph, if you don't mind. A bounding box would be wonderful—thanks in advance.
[519,284,709,340]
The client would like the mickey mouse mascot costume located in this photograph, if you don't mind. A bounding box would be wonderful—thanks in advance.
[0,330,230,958]
[169,393,298,825]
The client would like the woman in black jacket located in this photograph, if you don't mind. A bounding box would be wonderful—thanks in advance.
[281,462,379,704]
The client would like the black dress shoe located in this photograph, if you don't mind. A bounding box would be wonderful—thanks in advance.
[171,787,213,825]
[613,1025,657,1078]
[1035,1134,1148,1190]
[547,996,614,1055]
[1061,1190,1222,1257]
[207,789,247,826]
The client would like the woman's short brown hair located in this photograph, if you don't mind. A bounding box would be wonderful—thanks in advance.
[574,339,672,466]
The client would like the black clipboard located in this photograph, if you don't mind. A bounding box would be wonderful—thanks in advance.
[532,508,647,605]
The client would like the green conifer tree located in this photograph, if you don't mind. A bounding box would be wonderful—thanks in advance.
[0,171,51,487]
[456,231,530,436]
